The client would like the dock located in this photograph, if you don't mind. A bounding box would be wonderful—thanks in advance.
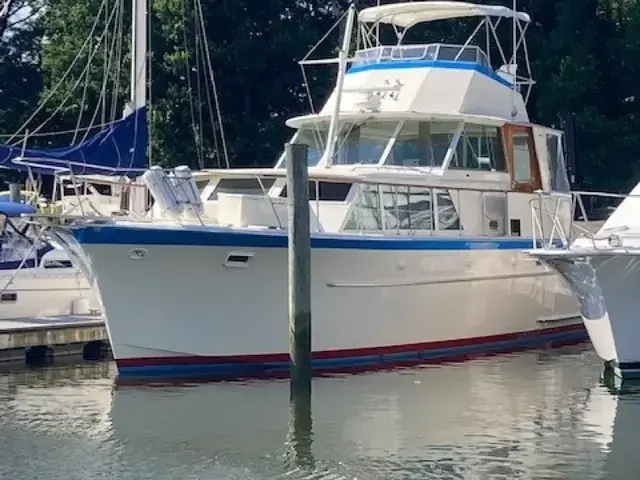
[0,314,111,365]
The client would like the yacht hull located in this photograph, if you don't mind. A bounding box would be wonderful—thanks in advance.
[537,253,640,380]
[0,268,97,320]
[61,223,583,379]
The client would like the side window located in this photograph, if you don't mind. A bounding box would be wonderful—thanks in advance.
[344,185,382,231]
[381,186,399,230]
[513,133,532,182]
[380,187,433,231]
[435,191,461,230]
[334,123,394,166]
[503,125,541,192]
[278,129,324,169]
[387,121,458,167]
[345,185,462,232]
[208,178,276,201]
[448,124,507,172]
[546,133,570,192]
[404,187,433,230]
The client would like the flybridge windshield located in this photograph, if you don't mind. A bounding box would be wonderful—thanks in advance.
[277,120,507,172]
[352,43,491,71]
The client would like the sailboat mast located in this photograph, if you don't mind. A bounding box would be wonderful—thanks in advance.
[124,0,149,213]
[510,0,516,118]
[131,0,147,113]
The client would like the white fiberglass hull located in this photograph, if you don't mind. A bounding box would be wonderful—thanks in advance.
[535,252,640,379]
[59,223,582,379]
[0,267,97,320]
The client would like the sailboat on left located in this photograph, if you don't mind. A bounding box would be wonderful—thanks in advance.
[0,200,100,319]
[0,0,150,321]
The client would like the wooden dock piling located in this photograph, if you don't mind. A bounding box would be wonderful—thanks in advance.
[285,142,312,392]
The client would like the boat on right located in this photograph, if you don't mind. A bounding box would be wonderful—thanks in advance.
[528,182,640,381]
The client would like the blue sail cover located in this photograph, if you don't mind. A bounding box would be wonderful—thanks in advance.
[0,107,148,176]
[0,201,36,217]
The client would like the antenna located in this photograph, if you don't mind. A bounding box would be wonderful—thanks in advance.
[322,4,356,168]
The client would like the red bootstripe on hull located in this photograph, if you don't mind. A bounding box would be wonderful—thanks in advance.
[115,338,588,387]
[116,323,585,367]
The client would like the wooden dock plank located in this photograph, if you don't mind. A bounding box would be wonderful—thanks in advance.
[0,315,110,364]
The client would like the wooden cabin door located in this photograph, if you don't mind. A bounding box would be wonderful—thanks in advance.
[502,124,541,193]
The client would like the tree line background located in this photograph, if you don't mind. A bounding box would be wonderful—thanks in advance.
[0,0,638,192]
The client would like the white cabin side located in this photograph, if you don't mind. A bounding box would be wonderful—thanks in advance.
[319,43,529,123]
[191,115,570,240]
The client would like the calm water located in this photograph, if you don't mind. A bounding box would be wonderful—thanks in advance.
[0,345,638,479]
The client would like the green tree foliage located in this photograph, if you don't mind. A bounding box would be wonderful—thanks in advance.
[1,0,640,191]
[0,0,43,134]
[34,0,129,149]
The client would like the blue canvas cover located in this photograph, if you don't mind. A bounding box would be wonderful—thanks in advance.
[0,107,148,176]
[0,201,36,217]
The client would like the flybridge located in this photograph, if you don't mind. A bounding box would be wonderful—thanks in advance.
[300,1,535,105]
[288,2,536,141]
[355,1,534,103]
[346,43,513,90]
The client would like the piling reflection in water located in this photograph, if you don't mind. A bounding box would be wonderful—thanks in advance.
[2,346,640,478]
[284,387,315,472]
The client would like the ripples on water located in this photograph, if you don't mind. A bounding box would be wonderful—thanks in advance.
[0,346,639,479]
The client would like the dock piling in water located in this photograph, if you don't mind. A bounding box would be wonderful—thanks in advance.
[285,143,312,392]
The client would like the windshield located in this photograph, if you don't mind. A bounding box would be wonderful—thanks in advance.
[277,122,397,168]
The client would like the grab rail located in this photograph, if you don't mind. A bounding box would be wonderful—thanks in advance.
[530,190,640,251]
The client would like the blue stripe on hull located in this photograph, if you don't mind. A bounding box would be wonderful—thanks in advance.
[116,326,587,380]
[72,224,561,251]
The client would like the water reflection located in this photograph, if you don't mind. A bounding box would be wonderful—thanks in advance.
[1,347,640,479]
[285,388,315,472]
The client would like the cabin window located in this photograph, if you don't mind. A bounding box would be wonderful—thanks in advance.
[435,191,461,230]
[400,187,433,230]
[276,129,324,168]
[546,133,570,193]
[345,185,439,232]
[43,260,73,269]
[292,129,324,167]
[448,124,507,172]
[207,178,276,200]
[333,122,395,165]
[119,187,130,211]
[437,45,478,62]
[279,181,352,202]
[503,125,542,192]
[512,133,532,182]
[344,185,383,230]
[387,121,458,167]
[381,187,399,230]
[280,123,396,167]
